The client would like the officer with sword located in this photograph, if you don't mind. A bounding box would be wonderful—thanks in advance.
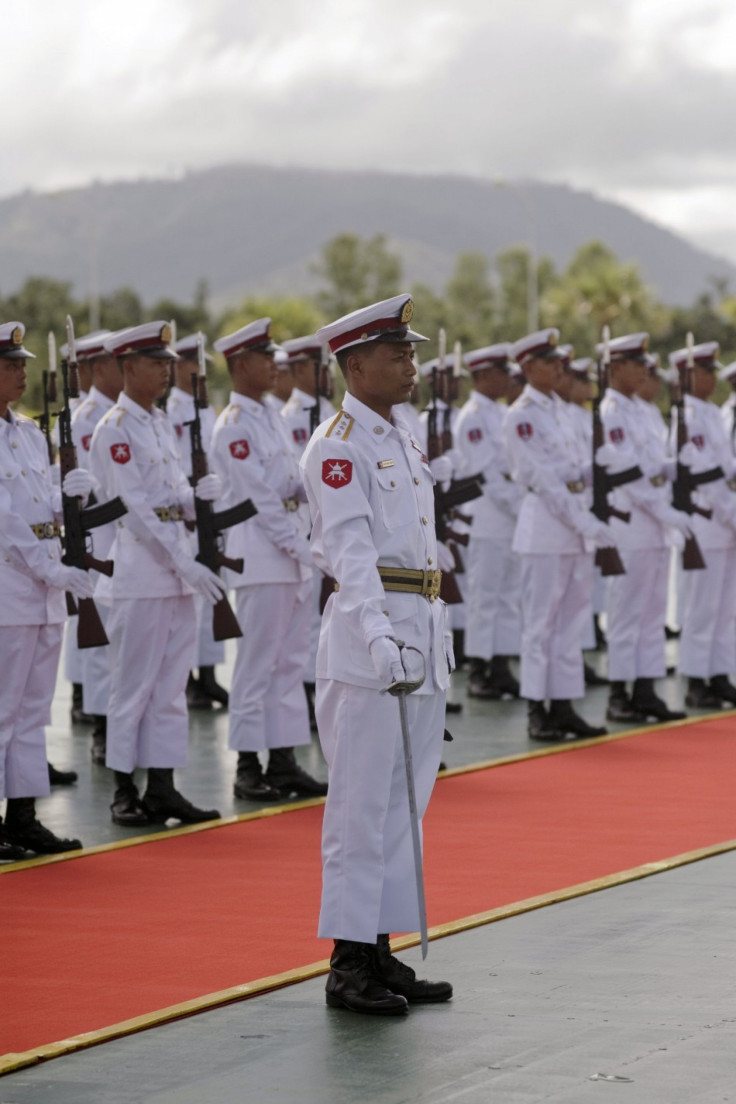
[300,294,454,1015]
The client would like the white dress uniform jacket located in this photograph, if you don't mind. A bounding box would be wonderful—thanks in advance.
[301,394,452,693]
[90,392,197,600]
[211,391,312,586]
[281,388,336,457]
[0,411,66,626]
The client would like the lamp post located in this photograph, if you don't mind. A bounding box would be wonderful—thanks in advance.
[494,178,539,332]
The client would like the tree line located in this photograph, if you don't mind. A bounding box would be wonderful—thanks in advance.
[7,233,736,412]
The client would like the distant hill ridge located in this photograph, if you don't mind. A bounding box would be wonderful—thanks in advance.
[0,162,732,308]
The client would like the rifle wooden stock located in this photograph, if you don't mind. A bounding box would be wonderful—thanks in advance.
[77,597,111,649]
[188,372,257,641]
[443,528,469,548]
[439,570,464,604]
[594,545,626,576]
[683,534,706,571]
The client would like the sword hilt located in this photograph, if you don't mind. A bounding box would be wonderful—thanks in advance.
[384,641,427,696]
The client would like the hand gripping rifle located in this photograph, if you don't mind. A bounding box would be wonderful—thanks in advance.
[671,332,722,570]
[591,326,642,576]
[58,316,128,647]
[188,341,258,640]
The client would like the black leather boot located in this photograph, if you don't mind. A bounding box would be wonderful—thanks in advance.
[452,629,467,669]
[548,700,607,738]
[467,659,500,699]
[304,682,318,731]
[111,771,150,826]
[48,762,78,786]
[234,752,283,801]
[91,716,107,765]
[143,768,221,824]
[709,675,736,706]
[265,747,327,797]
[631,678,686,722]
[685,677,723,710]
[584,662,609,687]
[0,816,29,862]
[325,940,409,1015]
[372,934,452,1003]
[487,655,520,698]
[606,682,644,723]
[5,797,82,853]
[186,672,212,710]
[527,701,559,741]
[198,666,229,707]
[70,682,94,725]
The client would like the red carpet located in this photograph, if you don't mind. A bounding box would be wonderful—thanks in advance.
[3,715,736,1066]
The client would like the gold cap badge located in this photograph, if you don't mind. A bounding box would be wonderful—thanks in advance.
[400,299,414,324]
[11,326,22,345]
[160,323,172,344]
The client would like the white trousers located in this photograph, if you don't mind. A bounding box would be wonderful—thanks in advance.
[195,592,225,668]
[519,553,591,701]
[316,679,445,942]
[464,536,521,659]
[0,623,62,799]
[63,617,83,683]
[105,595,196,773]
[679,547,736,678]
[228,581,312,753]
[81,602,112,716]
[606,546,668,681]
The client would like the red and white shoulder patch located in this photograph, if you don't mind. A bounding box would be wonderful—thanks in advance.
[110,443,131,464]
[322,458,353,487]
[516,422,533,440]
[229,439,250,459]
[609,427,625,443]
[81,434,92,451]
[468,427,483,443]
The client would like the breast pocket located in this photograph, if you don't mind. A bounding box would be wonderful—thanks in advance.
[375,469,414,530]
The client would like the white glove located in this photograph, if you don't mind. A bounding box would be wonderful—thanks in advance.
[62,468,94,504]
[176,558,228,604]
[429,454,453,487]
[369,636,406,688]
[668,528,686,551]
[194,473,222,503]
[657,506,691,537]
[436,541,456,573]
[677,443,699,468]
[576,511,614,546]
[594,444,619,468]
[442,447,463,472]
[40,561,96,600]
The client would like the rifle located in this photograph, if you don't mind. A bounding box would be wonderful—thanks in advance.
[309,345,332,438]
[591,327,642,576]
[440,340,460,454]
[58,316,128,648]
[35,334,57,464]
[671,332,721,570]
[188,352,258,641]
[426,328,445,462]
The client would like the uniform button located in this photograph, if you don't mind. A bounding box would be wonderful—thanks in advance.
[373,427,384,435]
[390,480,396,487]
[5,471,11,477]
[427,557,433,565]
[21,470,27,476]
[422,516,428,525]
[163,458,168,464]
[33,496,39,503]
[383,610,389,616]
[11,441,17,449]
[414,477,419,485]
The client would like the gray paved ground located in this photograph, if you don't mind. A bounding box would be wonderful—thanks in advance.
[3,851,735,1103]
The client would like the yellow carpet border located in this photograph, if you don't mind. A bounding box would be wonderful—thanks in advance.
[3,708,733,876]
[3,833,736,1077]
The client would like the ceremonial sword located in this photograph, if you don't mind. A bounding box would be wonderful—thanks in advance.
[385,643,429,959]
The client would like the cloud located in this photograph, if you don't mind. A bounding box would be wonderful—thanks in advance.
[2,0,736,246]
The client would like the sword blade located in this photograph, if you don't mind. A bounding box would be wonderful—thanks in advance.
[396,689,428,959]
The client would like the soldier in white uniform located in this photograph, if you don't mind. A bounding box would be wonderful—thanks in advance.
[280,335,337,727]
[0,321,96,859]
[210,320,327,801]
[70,331,123,764]
[166,332,229,710]
[454,344,521,698]
[718,360,736,443]
[263,349,295,413]
[301,293,453,1016]
[668,342,736,708]
[504,329,612,741]
[90,322,227,826]
[598,334,688,723]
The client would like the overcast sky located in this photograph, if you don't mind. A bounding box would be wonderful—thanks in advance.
[5,0,736,259]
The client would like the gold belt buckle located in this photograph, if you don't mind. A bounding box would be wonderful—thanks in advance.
[420,569,441,600]
[566,480,584,494]
[283,497,299,512]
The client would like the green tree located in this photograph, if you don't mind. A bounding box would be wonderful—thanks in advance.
[444,252,497,350]
[495,247,557,341]
[312,233,402,318]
